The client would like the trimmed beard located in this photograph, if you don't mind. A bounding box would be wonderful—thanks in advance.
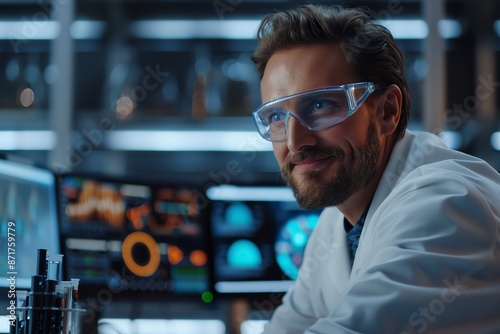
[281,121,379,209]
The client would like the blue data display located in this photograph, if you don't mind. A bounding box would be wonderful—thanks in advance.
[207,185,321,294]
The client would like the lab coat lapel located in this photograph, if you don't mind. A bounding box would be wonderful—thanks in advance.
[315,207,352,301]
[351,131,414,275]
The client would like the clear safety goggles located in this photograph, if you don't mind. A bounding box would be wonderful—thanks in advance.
[252,82,380,142]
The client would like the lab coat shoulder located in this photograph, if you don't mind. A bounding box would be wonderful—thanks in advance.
[359,155,500,281]
[368,130,500,241]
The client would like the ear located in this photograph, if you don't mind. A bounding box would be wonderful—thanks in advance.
[378,84,402,136]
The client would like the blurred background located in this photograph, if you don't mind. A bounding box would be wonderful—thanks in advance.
[1,0,499,181]
[0,0,499,333]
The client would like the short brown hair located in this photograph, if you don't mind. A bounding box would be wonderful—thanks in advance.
[251,4,411,139]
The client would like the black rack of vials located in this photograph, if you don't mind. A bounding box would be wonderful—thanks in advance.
[9,249,85,334]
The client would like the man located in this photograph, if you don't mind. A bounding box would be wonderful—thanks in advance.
[250,4,500,334]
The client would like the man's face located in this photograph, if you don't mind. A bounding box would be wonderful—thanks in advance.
[260,43,381,209]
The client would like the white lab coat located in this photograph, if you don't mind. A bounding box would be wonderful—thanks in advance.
[263,130,500,334]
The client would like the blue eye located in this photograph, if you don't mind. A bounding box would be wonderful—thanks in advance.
[263,109,286,124]
[271,113,284,122]
[313,100,333,110]
[309,100,341,116]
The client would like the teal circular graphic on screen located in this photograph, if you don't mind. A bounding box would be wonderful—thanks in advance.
[225,202,253,227]
[227,239,262,268]
[275,214,319,279]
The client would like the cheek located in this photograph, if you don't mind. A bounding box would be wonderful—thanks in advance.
[272,143,287,166]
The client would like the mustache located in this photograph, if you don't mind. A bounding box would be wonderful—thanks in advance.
[282,147,345,172]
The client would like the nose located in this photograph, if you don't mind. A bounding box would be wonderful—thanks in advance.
[285,114,317,152]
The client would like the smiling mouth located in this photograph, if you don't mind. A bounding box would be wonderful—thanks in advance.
[283,147,345,177]
[293,156,333,172]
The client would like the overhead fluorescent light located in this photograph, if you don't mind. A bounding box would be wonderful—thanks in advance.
[377,19,428,39]
[438,19,462,39]
[439,130,462,150]
[0,18,460,41]
[132,19,430,40]
[0,130,56,150]
[130,19,261,39]
[491,131,500,151]
[0,21,60,40]
[70,20,106,39]
[377,19,461,39]
[130,19,459,40]
[104,130,272,152]
[0,20,105,40]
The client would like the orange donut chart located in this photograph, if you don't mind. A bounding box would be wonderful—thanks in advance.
[122,231,160,277]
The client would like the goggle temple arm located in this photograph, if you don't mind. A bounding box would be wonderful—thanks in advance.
[346,85,358,112]
[346,83,376,116]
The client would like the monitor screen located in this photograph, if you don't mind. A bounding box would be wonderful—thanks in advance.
[57,174,210,297]
[0,157,60,289]
[206,184,322,294]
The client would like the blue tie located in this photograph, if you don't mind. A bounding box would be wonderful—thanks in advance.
[346,222,364,257]
[345,207,369,261]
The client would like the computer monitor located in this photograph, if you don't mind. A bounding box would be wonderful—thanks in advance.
[57,174,210,298]
[206,184,322,294]
[0,156,60,289]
